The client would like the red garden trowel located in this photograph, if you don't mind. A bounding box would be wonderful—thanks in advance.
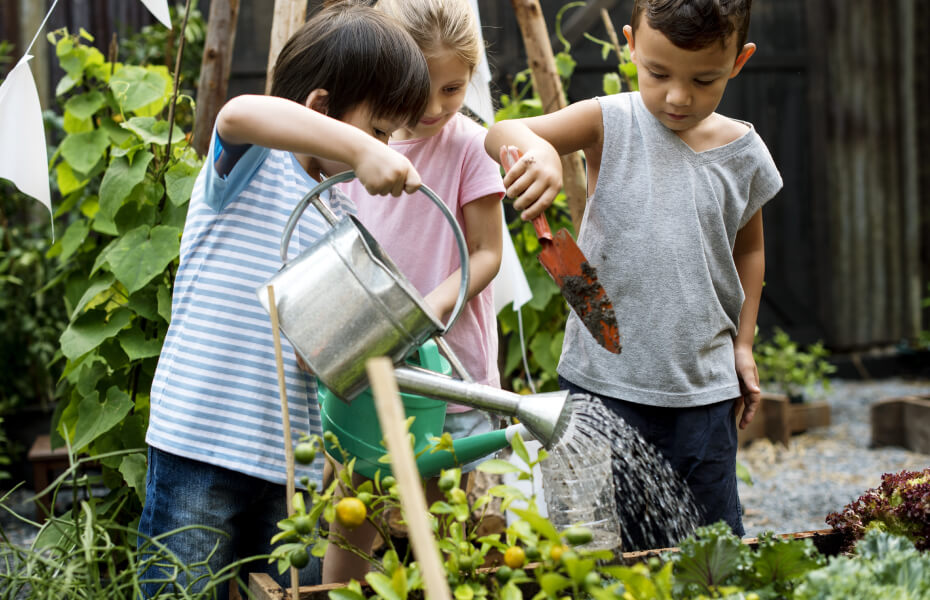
[500,146,621,353]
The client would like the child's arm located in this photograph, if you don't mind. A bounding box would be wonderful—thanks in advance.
[215,95,420,195]
[732,209,765,429]
[423,194,503,320]
[484,98,602,220]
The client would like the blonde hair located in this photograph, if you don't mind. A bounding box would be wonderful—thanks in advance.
[377,0,481,74]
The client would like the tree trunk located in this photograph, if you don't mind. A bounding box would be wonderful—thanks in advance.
[192,0,240,157]
[510,0,587,233]
[265,0,308,94]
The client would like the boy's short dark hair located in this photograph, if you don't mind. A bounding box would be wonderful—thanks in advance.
[631,0,752,54]
[271,3,429,126]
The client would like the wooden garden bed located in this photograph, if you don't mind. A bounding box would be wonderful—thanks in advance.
[248,529,844,599]
[871,395,930,454]
[738,392,832,447]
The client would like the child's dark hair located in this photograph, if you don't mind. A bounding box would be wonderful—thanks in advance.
[271,2,429,126]
[630,0,752,54]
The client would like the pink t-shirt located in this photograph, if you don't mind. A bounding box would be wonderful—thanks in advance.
[343,113,505,407]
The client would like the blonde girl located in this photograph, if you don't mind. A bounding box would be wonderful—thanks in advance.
[327,0,505,583]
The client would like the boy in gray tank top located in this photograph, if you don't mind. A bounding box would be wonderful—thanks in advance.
[485,0,782,547]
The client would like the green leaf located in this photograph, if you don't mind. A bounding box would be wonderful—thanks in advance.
[529,332,558,375]
[59,128,109,175]
[512,507,560,542]
[65,90,106,120]
[118,327,163,361]
[538,572,570,596]
[118,452,147,502]
[109,65,168,113]
[672,522,750,595]
[165,158,200,206]
[58,219,90,263]
[69,387,134,451]
[364,572,402,600]
[603,72,622,96]
[121,116,172,146]
[106,225,180,294]
[476,459,521,474]
[56,161,90,196]
[60,308,132,360]
[511,430,530,466]
[69,272,116,321]
[99,151,154,222]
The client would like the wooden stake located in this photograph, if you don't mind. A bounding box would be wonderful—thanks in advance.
[193,0,240,156]
[266,285,300,600]
[510,0,587,232]
[265,0,308,94]
[366,357,452,600]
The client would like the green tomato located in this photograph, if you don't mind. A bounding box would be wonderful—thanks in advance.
[584,572,602,588]
[563,526,594,546]
[294,442,316,465]
[288,547,310,569]
[293,515,313,535]
[381,476,396,489]
[495,565,513,583]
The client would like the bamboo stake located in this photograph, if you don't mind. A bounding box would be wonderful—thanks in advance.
[266,285,300,600]
[367,357,452,600]
[265,0,308,93]
[510,0,587,232]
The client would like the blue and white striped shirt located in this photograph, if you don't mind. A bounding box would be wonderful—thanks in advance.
[147,130,355,485]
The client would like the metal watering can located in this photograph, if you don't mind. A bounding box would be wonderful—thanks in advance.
[259,171,572,476]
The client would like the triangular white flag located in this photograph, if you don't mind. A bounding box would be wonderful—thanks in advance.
[0,55,52,217]
[140,0,172,29]
[464,0,495,125]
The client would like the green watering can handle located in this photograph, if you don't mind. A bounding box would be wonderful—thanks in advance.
[279,171,470,336]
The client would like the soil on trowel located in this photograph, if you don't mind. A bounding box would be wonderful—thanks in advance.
[559,261,621,352]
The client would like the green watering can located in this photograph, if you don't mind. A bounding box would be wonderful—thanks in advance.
[319,340,526,479]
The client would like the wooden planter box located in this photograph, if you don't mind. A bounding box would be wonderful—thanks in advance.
[871,395,930,454]
[738,392,832,447]
[248,529,844,599]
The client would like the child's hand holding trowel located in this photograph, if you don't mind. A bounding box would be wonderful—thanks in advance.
[500,146,622,354]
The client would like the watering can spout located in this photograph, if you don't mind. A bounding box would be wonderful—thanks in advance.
[393,366,572,448]
[416,424,530,477]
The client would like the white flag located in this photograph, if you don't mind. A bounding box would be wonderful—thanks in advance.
[464,0,495,125]
[140,0,172,29]
[0,56,51,217]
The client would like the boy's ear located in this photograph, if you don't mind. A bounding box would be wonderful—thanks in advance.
[305,89,330,114]
[622,25,635,59]
[729,43,756,78]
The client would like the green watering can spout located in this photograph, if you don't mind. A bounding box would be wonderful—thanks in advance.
[318,340,525,479]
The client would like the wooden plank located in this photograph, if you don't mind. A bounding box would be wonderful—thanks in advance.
[871,396,930,454]
[787,402,831,433]
[367,357,452,600]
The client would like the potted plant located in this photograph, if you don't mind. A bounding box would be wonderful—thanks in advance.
[754,327,836,403]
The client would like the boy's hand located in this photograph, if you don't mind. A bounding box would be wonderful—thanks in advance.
[499,145,562,220]
[354,144,421,197]
[734,345,760,429]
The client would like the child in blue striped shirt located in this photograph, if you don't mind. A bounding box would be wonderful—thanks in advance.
[138,4,430,597]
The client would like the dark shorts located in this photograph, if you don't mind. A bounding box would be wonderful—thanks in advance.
[137,447,322,599]
[558,376,745,539]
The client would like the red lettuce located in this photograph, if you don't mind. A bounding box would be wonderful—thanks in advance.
[826,468,930,552]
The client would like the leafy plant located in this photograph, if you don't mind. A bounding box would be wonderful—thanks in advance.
[793,529,930,600]
[754,327,836,401]
[42,27,201,532]
[826,467,930,552]
[0,456,256,598]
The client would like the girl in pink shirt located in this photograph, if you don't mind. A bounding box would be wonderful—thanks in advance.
[328,0,505,584]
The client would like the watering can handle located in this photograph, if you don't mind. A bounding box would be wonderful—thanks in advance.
[279,170,471,336]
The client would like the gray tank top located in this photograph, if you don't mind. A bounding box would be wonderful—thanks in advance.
[557,92,783,407]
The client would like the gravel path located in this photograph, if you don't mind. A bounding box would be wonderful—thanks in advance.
[738,377,930,537]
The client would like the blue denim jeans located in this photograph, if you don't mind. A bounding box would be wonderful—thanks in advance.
[137,447,321,599]
[558,376,744,541]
